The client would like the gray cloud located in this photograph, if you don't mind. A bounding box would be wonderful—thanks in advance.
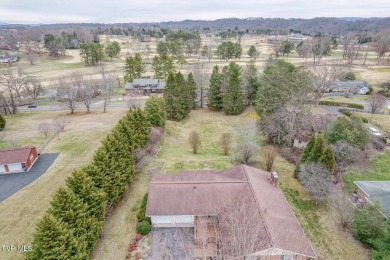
[0,0,389,24]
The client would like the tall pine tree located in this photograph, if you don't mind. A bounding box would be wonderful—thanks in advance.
[48,188,91,257]
[207,65,223,111]
[26,213,82,260]
[223,62,245,115]
[187,72,197,110]
[308,134,325,162]
[319,146,336,174]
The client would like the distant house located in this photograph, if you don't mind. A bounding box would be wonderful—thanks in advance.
[125,79,165,96]
[354,181,390,217]
[330,80,370,95]
[0,147,39,174]
[140,35,151,42]
[146,165,317,259]
[0,55,19,63]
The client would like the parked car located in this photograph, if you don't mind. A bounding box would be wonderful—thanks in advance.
[369,127,382,136]
[28,104,37,108]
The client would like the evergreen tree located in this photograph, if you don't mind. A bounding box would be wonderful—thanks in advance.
[124,53,145,82]
[84,149,113,198]
[48,188,90,257]
[300,134,316,163]
[223,62,245,115]
[187,72,197,109]
[207,65,223,111]
[145,94,167,127]
[176,71,190,116]
[319,146,336,174]
[160,54,175,81]
[164,72,184,121]
[26,213,82,260]
[151,56,163,79]
[309,134,326,162]
[66,169,107,223]
[0,114,5,130]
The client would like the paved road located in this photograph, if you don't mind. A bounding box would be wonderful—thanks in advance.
[0,153,59,202]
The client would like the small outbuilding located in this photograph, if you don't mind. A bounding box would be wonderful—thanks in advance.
[0,146,39,174]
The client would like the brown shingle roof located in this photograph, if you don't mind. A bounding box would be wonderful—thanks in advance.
[146,165,317,258]
[0,147,35,165]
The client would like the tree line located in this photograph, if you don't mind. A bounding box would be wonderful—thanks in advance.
[26,108,151,259]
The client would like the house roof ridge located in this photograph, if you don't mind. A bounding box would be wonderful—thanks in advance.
[0,146,33,152]
[150,180,248,184]
[241,165,275,249]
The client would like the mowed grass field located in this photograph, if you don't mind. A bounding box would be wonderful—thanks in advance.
[0,108,127,260]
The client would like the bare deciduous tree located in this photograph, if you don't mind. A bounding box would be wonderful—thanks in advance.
[372,30,390,60]
[52,117,70,132]
[191,63,208,108]
[56,75,79,114]
[368,93,387,114]
[188,131,201,154]
[24,79,44,100]
[262,146,278,171]
[38,122,51,138]
[220,132,232,155]
[98,64,118,112]
[328,189,356,228]
[233,120,261,164]
[298,162,334,202]
[309,62,346,105]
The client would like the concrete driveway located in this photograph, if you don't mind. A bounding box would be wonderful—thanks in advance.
[147,228,194,260]
[0,153,59,202]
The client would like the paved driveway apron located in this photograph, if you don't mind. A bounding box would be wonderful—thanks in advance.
[0,153,59,201]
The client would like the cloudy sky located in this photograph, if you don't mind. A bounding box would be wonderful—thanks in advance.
[0,0,389,24]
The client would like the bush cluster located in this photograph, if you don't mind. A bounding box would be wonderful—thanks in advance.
[294,134,335,177]
[320,100,364,109]
[137,193,151,224]
[0,114,5,130]
[339,109,368,123]
[27,108,151,259]
[352,203,390,259]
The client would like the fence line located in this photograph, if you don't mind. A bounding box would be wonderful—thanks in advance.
[38,128,61,154]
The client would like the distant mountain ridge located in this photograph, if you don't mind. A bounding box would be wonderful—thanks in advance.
[1,17,389,35]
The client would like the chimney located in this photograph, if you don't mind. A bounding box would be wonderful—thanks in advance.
[270,171,278,186]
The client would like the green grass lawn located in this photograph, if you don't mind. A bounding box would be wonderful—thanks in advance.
[321,95,368,104]
[344,151,390,193]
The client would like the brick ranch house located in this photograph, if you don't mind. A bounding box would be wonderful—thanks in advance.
[0,146,39,174]
[125,79,165,96]
[146,165,317,259]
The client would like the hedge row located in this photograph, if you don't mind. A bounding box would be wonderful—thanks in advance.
[26,108,151,260]
[338,109,369,123]
[319,100,364,109]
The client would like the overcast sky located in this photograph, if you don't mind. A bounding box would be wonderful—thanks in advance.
[0,0,389,24]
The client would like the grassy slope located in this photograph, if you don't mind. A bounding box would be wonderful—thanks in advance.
[90,173,150,260]
[0,109,127,260]
[344,151,390,193]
